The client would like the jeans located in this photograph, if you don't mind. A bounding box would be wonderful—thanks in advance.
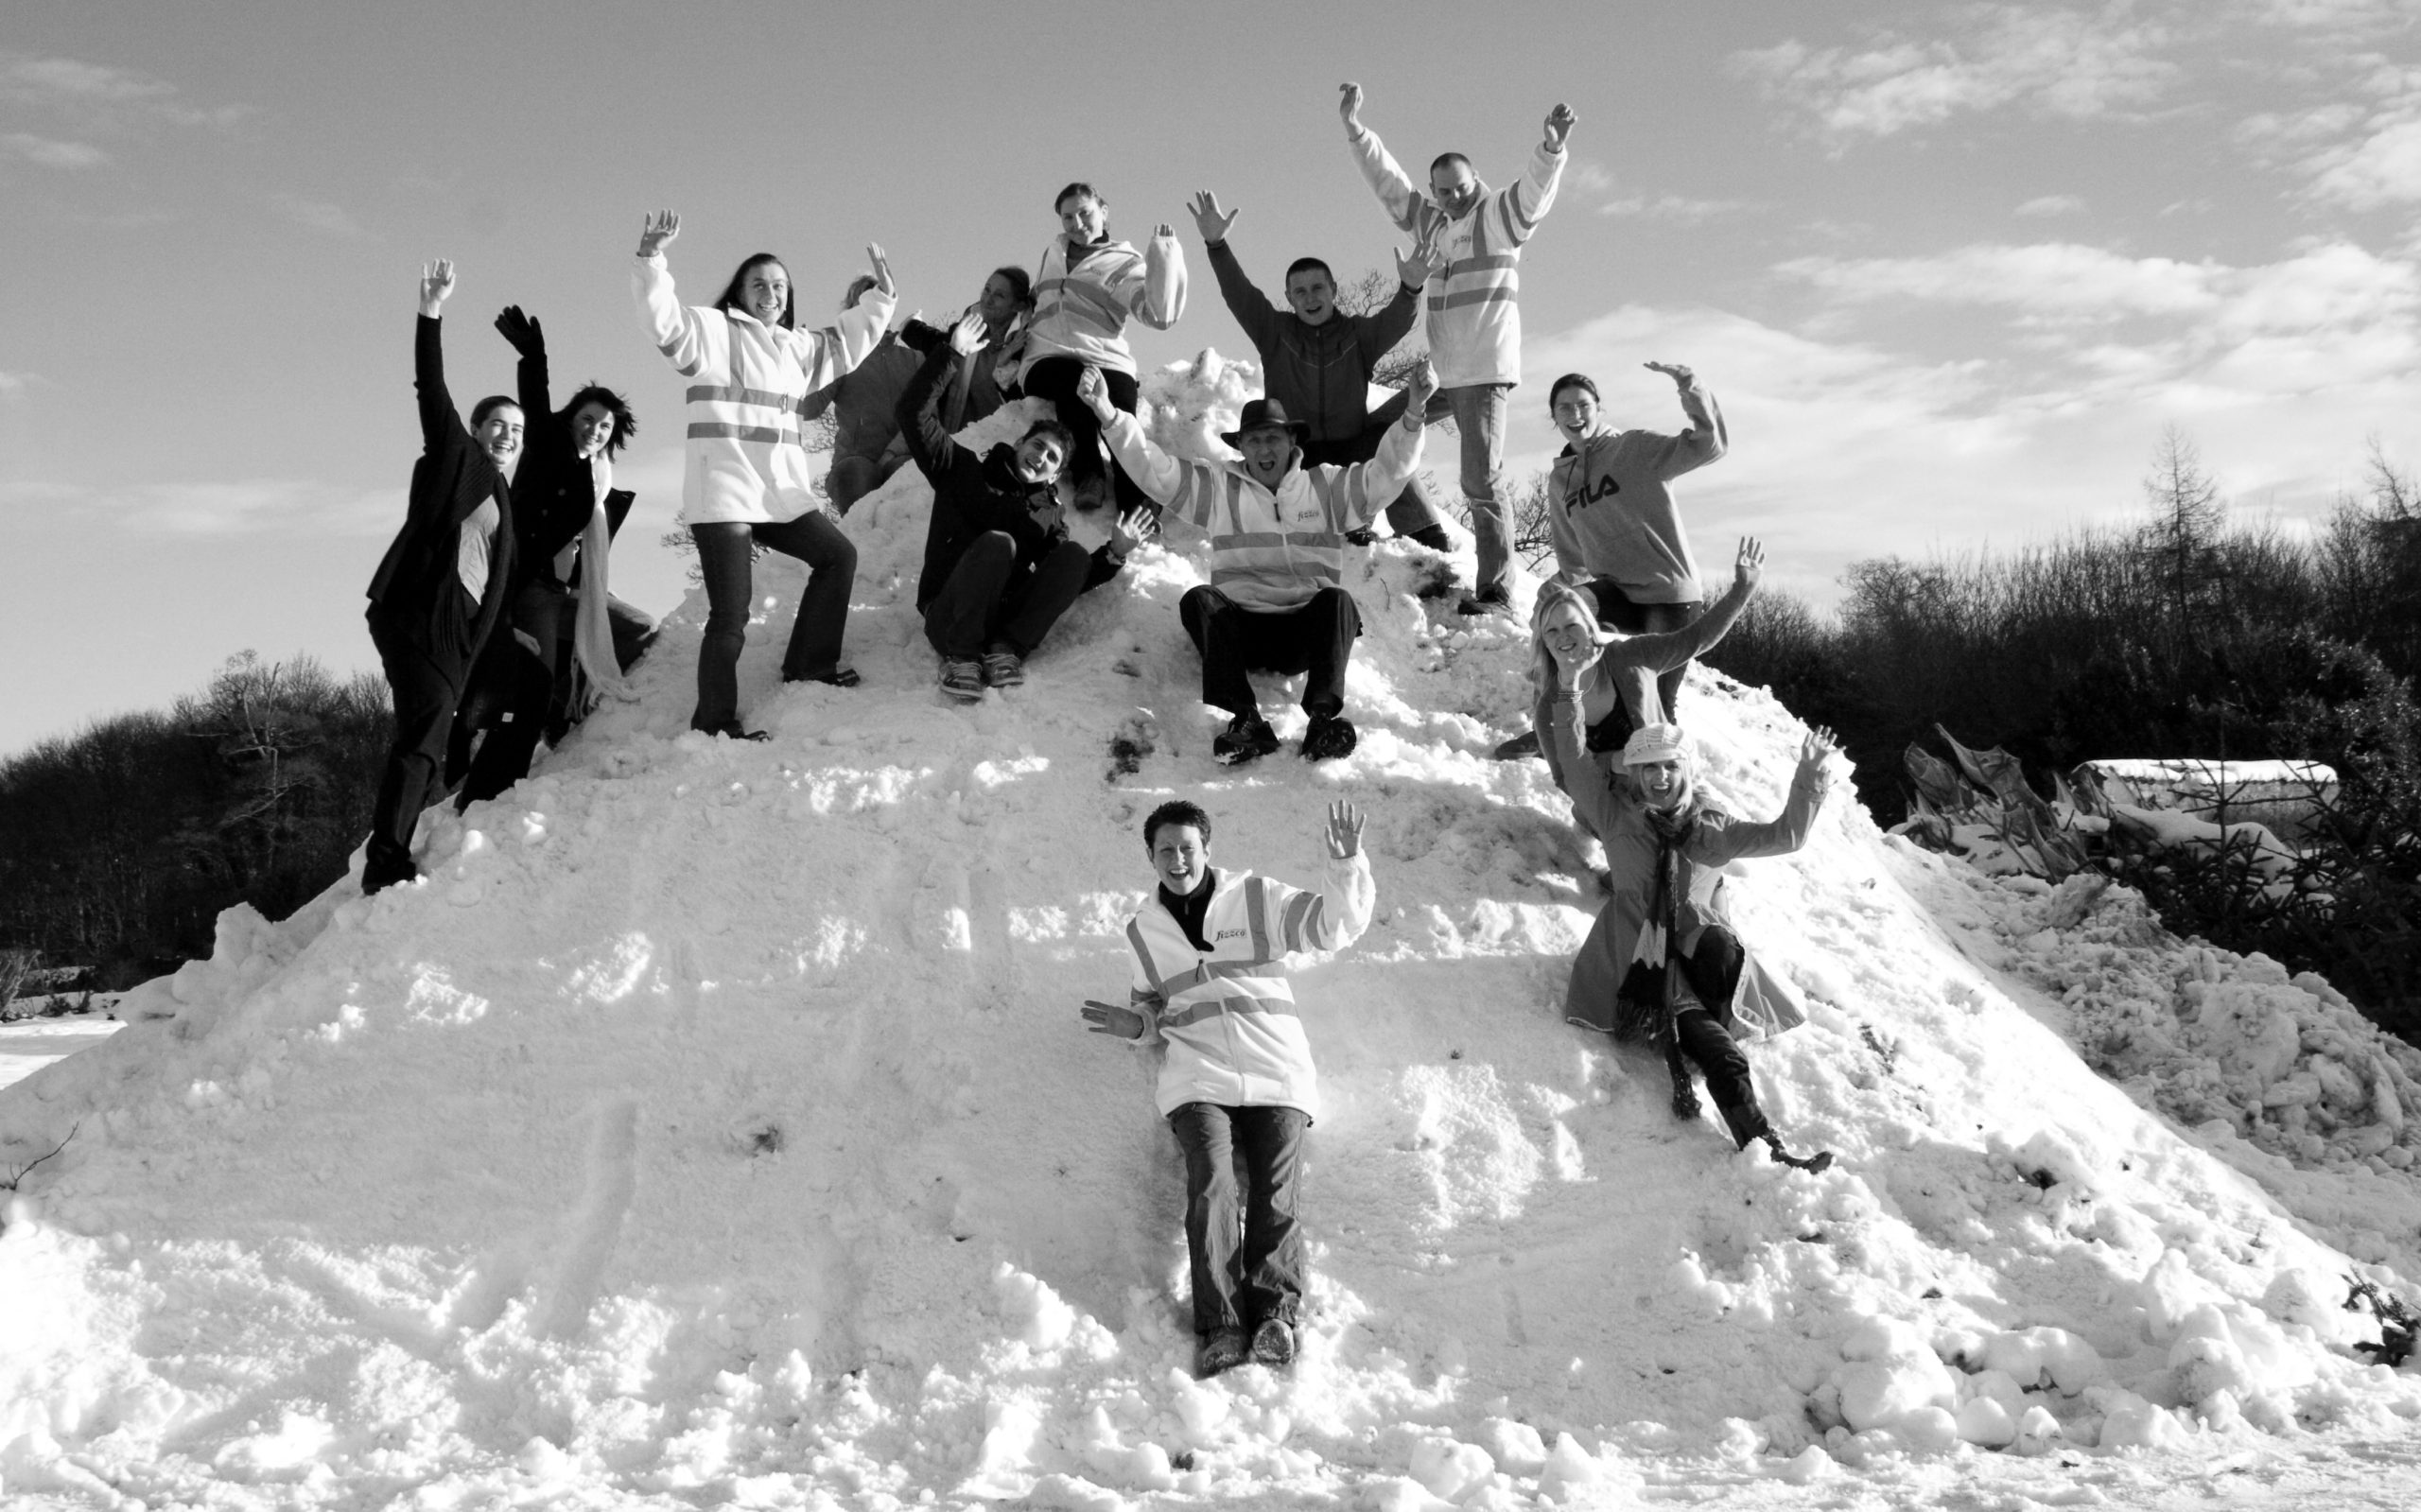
[920,532,1096,659]
[1298,393,1444,541]
[364,584,476,891]
[827,449,910,515]
[1169,1102,1310,1336]
[690,513,857,732]
[1178,585,1362,719]
[1421,383,1511,592]
[1022,357,1144,513]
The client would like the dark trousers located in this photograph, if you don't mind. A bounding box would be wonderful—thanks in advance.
[545,596,658,744]
[920,532,1095,659]
[1178,586,1361,719]
[1169,1102,1310,1337]
[364,586,476,891]
[827,449,910,515]
[1298,401,1444,541]
[448,579,566,808]
[1663,927,1771,1147]
[690,513,857,732]
[1022,357,1143,513]
[1585,582,1701,734]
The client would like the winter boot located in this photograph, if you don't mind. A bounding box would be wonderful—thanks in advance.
[939,659,984,702]
[1212,712,1282,766]
[1299,714,1358,761]
[1197,1326,1251,1378]
[1763,1135,1835,1173]
[1456,582,1513,617]
[1249,1317,1298,1368]
[982,644,1026,688]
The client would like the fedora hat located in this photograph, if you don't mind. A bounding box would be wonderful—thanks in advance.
[1220,398,1311,449]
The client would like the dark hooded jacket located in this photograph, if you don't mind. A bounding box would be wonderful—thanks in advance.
[366,315,515,657]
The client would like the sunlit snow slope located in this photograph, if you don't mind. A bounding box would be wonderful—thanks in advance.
[3,357,2418,1510]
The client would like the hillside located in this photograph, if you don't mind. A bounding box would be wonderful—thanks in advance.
[4,358,2418,1510]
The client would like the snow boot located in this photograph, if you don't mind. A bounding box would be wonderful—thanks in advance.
[1249,1317,1297,1368]
[1197,1327,1251,1378]
[1300,714,1358,762]
[1764,1135,1835,1173]
[1457,582,1513,617]
[982,645,1026,688]
[1213,713,1281,767]
[699,721,772,742]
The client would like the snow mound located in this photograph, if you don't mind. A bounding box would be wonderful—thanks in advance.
[4,355,2419,1509]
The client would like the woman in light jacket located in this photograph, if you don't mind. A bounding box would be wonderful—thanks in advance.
[634,210,896,739]
[1017,182,1185,513]
[1543,666,1838,1171]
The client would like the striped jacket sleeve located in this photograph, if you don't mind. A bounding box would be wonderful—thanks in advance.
[790,288,897,393]
[1341,410,1426,527]
[1486,140,1566,250]
[1348,126,1440,242]
[1124,917,1167,1040]
[1100,411,1207,517]
[1262,851,1376,956]
[634,254,715,378]
[1128,229,1187,330]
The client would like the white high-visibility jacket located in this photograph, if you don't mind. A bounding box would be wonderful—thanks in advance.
[634,253,895,525]
[1020,231,1187,379]
[1122,854,1375,1119]
[1101,411,1423,612]
[1348,126,1564,390]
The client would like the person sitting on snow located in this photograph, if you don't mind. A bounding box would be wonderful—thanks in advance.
[1185,187,1454,556]
[1081,797,1374,1378]
[897,312,1151,701]
[1516,537,1766,797]
[1545,694,1838,1172]
[1076,358,1437,765]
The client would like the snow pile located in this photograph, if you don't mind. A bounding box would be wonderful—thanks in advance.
[3,354,2420,1509]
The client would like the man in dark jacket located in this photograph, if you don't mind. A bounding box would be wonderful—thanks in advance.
[897,312,1149,701]
[1188,190,1453,557]
[361,259,519,893]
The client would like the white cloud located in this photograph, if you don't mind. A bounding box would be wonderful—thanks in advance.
[1596,194,1751,224]
[271,193,372,240]
[2308,112,2421,206]
[1730,3,2177,144]
[1778,242,2227,319]
[0,371,40,399]
[1,131,107,168]
[2014,194,2087,217]
[0,50,249,130]
[0,477,403,536]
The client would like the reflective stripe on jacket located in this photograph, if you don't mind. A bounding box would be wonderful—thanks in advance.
[1102,412,1423,611]
[1020,231,1187,378]
[1123,854,1375,1118]
[634,253,894,525]
[1349,128,1564,389]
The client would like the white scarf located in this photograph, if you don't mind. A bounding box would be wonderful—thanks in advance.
[552,455,637,705]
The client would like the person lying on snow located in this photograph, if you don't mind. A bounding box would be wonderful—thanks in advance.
[896,311,1150,702]
[1080,357,1437,765]
[1082,798,1375,1378]
[1546,697,1839,1173]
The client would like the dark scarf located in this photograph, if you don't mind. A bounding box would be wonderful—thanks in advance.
[1612,802,1698,1044]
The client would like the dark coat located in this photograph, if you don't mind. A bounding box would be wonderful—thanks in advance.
[366,315,515,657]
[497,331,600,588]
[897,342,1121,610]
[1546,691,1825,1041]
[1206,238,1419,443]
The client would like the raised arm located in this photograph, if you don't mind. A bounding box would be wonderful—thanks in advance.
[1616,537,1764,674]
[631,209,716,379]
[414,259,464,454]
[1690,727,1836,864]
[1355,241,1440,370]
[1332,361,1435,525]
[1484,117,1570,251]
[1643,362,1728,477]
[1263,801,1378,954]
[1083,366,1202,515]
[1196,195,1280,353]
[495,304,551,422]
[1340,82,1432,237]
[1131,224,1187,331]
[894,320,969,478]
[820,242,899,372]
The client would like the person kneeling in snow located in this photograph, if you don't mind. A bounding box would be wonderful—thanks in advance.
[897,312,1151,700]
[1082,798,1374,1377]
[1079,358,1436,764]
[1547,691,1839,1172]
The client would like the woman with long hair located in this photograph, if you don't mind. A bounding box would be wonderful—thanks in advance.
[448,304,638,804]
[634,209,897,739]
[1016,182,1185,513]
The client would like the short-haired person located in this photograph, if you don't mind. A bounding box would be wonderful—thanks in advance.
[1339,81,1574,615]
[1546,688,1838,1172]
[897,312,1152,700]
[1017,182,1187,513]
[447,304,639,808]
[1186,189,1454,555]
[633,210,897,739]
[1520,539,1765,795]
[1079,358,1437,765]
[361,260,519,893]
[1082,798,1375,1378]
[1544,363,1729,727]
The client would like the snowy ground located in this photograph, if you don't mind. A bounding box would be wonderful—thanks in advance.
[0,1013,122,1096]
[3,357,2417,1509]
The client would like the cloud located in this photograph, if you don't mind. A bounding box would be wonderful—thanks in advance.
[0,50,249,130]
[2307,111,2421,207]
[0,371,41,399]
[271,193,372,240]
[1778,242,2229,319]
[0,477,403,536]
[1596,194,1752,224]
[1,131,107,168]
[2014,194,2087,217]
[1730,3,2177,144]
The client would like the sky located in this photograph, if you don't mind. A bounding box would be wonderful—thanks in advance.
[2,0,2416,756]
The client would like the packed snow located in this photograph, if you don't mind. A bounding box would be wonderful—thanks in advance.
[4,356,2418,1509]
